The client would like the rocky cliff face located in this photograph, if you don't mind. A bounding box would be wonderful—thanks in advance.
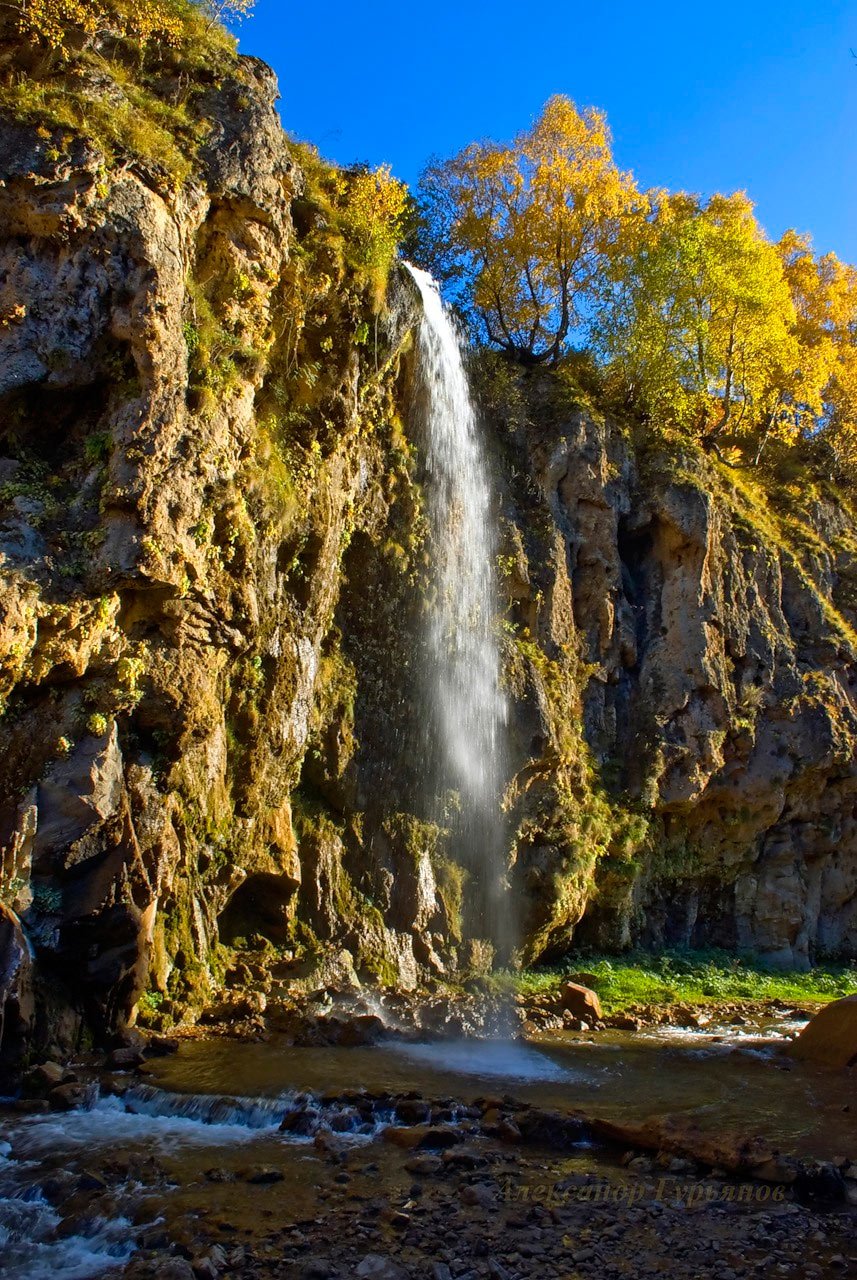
[0,43,426,1066]
[489,369,857,971]
[1,42,856,1071]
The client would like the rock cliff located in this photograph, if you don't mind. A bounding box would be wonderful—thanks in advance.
[486,368,857,970]
[1,31,855,1069]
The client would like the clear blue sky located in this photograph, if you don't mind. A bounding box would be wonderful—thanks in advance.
[237,0,857,262]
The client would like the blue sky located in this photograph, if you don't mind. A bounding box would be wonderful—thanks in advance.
[237,0,857,262]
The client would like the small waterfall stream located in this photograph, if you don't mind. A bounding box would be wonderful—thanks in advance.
[404,263,509,958]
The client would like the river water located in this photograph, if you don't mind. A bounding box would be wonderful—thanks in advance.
[1,1017,854,1279]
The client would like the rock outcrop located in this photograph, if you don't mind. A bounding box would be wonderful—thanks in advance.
[488,373,857,966]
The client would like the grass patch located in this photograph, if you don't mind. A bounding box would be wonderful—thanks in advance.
[0,1,245,190]
[515,948,857,1012]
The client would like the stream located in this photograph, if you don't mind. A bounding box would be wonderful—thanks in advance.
[1,1015,855,1279]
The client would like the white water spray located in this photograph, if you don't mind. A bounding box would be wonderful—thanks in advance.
[404,263,508,949]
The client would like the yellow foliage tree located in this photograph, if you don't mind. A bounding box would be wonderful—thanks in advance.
[335,163,409,307]
[780,234,857,476]
[600,191,805,454]
[418,95,640,363]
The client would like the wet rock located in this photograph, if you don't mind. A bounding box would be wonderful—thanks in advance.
[152,1262,195,1280]
[382,1124,461,1150]
[280,1105,320,1135]
[789,996,857,1070]
[460,1182,495,1208]
[298,1263,335,1280]
[0,903,34,1072]
[202,991,267,1023]
[441,1146,487,1170]
[191,1257,221,1280]
[329,1107,361,1132]
[590,1114,782,1177]
[26,1059,66,1090]
[12,1096,49,1113]
[514,1107,588,1148]
[106,1045,145,1069]
[605,1014,643,1031]
[314,1129,350,1158]
[48,1081,90,1111]
[394,1098,431,1124]
[144,1035,180,1057]
[793,1162,848,1203]
[562,1012,590,1031]
[404,1155,443,1177]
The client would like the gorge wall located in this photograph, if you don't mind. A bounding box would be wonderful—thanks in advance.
[1,36,856,1068]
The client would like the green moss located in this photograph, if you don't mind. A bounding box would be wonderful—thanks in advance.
[432,855,466,943]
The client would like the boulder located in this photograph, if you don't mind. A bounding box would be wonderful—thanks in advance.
[554,981,603,1022]
[48,1082,90,1111]
[788,996,857,1070]
[26,1059,64,1090]
[590,1114,777,1175]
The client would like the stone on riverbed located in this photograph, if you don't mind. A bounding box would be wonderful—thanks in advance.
[788,995,857,1070]
[382,1123,462,1150]
[553,982,603,1022]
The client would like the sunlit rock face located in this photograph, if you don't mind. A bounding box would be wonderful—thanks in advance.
[491,374,857,970]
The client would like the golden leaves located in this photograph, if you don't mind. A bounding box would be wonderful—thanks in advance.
[419,95,640,362]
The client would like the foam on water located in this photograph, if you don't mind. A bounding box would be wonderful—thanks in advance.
[4,1085,396,1166]
[394,1037,577,1083]
[0,1080,403,1277]
[0,1146,135,1280]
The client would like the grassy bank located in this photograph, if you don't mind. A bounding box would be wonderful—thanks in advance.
[514,949,857,1012]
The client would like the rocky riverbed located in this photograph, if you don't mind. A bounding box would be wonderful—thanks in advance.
[2,1005,855,1280]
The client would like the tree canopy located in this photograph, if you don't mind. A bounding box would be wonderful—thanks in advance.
[418,96,640,364]
[418,99,857,477]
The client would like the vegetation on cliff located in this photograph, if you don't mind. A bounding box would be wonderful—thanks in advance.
[417,97,857,480]
[0,0,251,187]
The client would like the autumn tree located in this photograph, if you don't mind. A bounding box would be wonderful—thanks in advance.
[599,191,808,455]
[780,233,857,475]
[418,96,640,364]
[335,163,409,305]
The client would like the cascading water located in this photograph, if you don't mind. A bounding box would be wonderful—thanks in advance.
[404,263,509,959]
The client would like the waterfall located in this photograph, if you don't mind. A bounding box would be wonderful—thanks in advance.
[404,263,509,959]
